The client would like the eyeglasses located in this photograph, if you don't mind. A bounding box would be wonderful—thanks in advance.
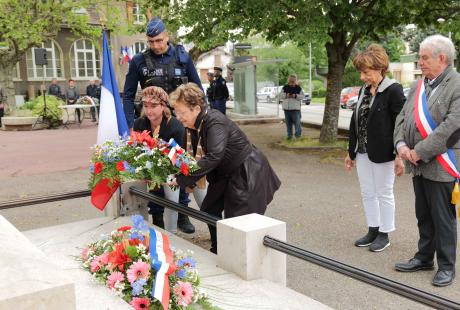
[174,109,191,118]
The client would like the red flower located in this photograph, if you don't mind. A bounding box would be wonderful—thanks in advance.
[177,148,184,154]
[130,130,158,149]
[94,162,103,174]
[117,226,131,232]
[108,243,132,271]
[162,148,170,155]
[180,163,189,176]
[116,160,125,171]
[129,238,141,246]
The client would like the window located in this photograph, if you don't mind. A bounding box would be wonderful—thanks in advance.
[26,40,64,80]
[132,41,147,54]
[132,2,146,24]
[70,39,101,79]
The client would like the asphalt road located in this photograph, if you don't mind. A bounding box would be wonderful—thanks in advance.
[1,119,459,310]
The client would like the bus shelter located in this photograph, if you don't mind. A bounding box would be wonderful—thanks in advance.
[232,59,286,117]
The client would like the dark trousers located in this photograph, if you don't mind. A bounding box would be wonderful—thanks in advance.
[210,99,226,115]
[202,195,224,253]
[413,176,457,270]
[0,108,3,127]
[149,187,190,214]
[284,110,302,138]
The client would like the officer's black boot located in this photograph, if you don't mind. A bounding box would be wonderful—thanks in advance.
[178,213,195,234]
[151,213,164,229]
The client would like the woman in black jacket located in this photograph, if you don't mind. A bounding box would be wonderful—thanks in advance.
[169,83,281,254]
[344,44,405,252]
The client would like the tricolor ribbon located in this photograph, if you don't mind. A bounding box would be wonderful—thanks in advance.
[149,228,176,310]
[413,80,460,207]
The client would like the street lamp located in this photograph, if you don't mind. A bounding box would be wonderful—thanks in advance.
[437,18,452,40]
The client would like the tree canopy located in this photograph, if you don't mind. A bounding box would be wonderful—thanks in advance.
[171,0,458,142]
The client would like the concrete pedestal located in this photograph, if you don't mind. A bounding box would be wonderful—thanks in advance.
[217,213,287,285]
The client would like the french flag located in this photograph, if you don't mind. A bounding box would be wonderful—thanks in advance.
[91,32,129,211]
[149,228,176,310]
[97,32,129,144]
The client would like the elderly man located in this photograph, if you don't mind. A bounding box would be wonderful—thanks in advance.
[394,35,460,287]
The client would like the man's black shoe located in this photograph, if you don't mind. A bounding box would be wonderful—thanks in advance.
[152,213,164,229]
[432,270,455,287]
[178,214,195,234]
[354,226,379,247]
[395,258,434,272]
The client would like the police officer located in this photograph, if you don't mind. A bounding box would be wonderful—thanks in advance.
[209,66,229,115]
[123,17,202,234]
[123,17,203,128]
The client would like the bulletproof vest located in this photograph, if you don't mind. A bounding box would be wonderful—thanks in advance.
[141,48,188,94]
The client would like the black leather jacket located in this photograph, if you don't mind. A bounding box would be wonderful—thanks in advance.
[177,109,280,217]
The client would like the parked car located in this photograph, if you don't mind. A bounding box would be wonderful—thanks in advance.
[302,92,311,105]
[340,86,361,109]
[403,87,410,100]
[346,95,359,110]
[256,86,282,103]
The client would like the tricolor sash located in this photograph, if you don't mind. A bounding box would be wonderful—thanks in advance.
[149,228,176,310]
[413,80,460,207]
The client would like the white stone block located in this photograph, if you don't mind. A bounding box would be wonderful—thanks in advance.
[0,215,75,309]
[217,213,286,285]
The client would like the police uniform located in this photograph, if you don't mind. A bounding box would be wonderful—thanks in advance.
[122,18,202,128]
[209,67,229,115]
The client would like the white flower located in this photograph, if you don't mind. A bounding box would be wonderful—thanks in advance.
[145,161,153,169]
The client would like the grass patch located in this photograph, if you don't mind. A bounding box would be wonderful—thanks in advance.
[312,97,325,104]
[280,136,347,149]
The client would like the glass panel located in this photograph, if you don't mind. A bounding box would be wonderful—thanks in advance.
[87,68,94,77]
[36,67,43,77]
[76,40,84,49]
[44,41,52,48]
[79,68,85,76]
[86,61,93,69]
[46,68,53,77]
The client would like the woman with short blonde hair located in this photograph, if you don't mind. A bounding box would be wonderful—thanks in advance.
[345,44,405,252]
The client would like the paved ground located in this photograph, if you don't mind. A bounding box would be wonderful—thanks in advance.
[1,119,459,310]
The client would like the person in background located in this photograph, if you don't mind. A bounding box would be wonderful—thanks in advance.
[0,86,5,128]
[86,80,100,122]
[169,83,281,254]
[345,44,405,252]
[48,78,61,98]
[394,35,460,287]
[209,67,229,115]
[281,74,304,140]
[65,79,80,123]
[133,86,195,234]
[205,72,214,103]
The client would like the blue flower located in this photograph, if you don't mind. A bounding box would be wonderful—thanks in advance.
[176,269,186,279]
[89,164,95,173]
[177,257,196,269]
[129,231,145,241]
[131,215,148,231]
[132,278,147,296]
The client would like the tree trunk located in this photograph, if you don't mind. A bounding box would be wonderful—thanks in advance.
[319,42,347,143]
[0,64,16,114]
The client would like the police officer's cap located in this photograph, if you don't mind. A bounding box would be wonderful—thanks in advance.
[214,66,223,72]
[146,17,166,37]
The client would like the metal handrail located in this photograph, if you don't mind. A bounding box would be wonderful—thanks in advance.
[0,189,91,210]
[129,186,219,226]
[263,236,460,310]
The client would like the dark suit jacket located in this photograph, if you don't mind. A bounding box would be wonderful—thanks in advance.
[348,77,405,163]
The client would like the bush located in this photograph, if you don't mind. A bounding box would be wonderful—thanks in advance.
[313,88,327,97]
[30,95,64,128]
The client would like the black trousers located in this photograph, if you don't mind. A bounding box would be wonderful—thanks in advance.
[203,195,224,253]
[413,176,457,270]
